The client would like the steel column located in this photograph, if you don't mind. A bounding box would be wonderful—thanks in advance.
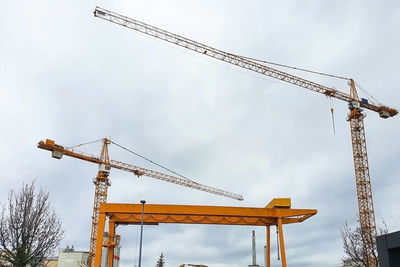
[277,218,287,267]
[266,225,271,267]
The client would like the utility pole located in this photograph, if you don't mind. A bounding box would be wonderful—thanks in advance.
[138,200,146,267]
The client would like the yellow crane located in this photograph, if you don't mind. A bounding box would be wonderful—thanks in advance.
[38,138,243,266]
[93,7,398,265]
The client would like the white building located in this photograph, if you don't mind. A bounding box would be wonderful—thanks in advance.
[57,232,120,267]
[58,246,89,267]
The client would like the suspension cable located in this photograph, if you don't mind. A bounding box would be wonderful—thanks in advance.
[66,138,104,149]
[355,81,382,105]
[110,141,194,182]
[242,55,386,106]
[240,55,351,81]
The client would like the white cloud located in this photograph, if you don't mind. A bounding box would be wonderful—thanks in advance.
[1,1,399,266]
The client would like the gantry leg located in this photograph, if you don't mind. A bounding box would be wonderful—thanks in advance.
[266,225,271,267]
[277,218,287,267]
[108,221,115,267]
[94,213,107,267]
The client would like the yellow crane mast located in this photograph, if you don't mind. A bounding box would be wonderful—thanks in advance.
[93,7,398,265]
[38,138,243,266]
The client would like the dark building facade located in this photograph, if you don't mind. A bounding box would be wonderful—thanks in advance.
[376,230,400,267]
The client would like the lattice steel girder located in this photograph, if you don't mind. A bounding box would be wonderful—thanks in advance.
[93,6,398,118]
[348,111,377,264]
[88,175,109,266]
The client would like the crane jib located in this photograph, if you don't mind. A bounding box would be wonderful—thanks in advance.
[38,139,243,201]
[93,6,397,118]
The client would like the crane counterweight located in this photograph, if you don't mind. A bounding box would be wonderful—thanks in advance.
[52,150,63,159]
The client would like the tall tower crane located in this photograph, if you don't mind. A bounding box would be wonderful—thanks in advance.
[93,7,398,265]
[38,138,243,266]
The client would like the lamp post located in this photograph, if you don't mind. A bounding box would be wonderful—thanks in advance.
[138,200,146,267]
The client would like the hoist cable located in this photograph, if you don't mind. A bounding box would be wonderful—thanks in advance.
[331,108,336,134]
[276,226,280,260]
[329,98,336,134]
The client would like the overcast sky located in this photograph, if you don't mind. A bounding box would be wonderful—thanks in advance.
[1,1,399,266]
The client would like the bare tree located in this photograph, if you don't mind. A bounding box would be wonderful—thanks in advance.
[0,181,64,267]
[341,220,388,267]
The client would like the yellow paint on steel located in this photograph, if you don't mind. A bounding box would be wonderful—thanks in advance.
[108,221,115,267]
[278,217,287,267]
[93,199,316,267]
[94,213,106,267]
[266,225,271,267]
[266,198,291,209]
[100,202,315,226]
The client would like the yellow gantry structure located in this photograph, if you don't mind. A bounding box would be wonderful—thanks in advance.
[94,198,316,267]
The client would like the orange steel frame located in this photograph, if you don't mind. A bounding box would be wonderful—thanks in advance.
[93,198,316,267]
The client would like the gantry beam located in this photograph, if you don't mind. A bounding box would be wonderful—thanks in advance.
[93,198,317,267]
[102,203,316,226]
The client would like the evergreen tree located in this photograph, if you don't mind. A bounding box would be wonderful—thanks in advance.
[155,253,165,267]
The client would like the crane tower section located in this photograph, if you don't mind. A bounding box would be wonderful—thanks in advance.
[89,139,111,267]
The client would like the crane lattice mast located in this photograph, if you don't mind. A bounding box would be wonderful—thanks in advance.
[93,7,398,266]
[38,139,243,266]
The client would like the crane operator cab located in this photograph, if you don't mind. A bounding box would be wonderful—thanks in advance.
[348,101,363,112]
[98,163,111,175]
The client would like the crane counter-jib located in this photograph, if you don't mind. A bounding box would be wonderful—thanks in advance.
[38,139,102,164]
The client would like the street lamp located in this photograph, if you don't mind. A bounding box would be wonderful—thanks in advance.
[138,200,146,267]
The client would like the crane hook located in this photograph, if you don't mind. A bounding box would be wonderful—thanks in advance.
[331,107,336,134]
